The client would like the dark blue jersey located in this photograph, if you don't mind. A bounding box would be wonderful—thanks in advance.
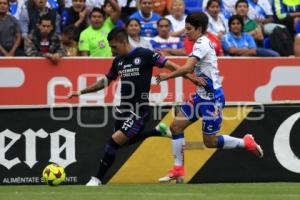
[106,47,167,113]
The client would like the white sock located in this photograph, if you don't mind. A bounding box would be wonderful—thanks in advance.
[172,134,185,166]
[218,135,244,149]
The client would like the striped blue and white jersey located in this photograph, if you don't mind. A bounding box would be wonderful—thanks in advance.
[190,35,222,100]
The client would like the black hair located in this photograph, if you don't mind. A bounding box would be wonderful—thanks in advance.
[125,18,141,27]
[62,25,78,41]
[206,0,221,9]
[157,18,171,26]
[103,0,117,6]
[89,7,106,19]
[228,14,244,32]
[235,0,249,8]
[39,14,53,25]
[185,12,208,34]
[107,27,129,42]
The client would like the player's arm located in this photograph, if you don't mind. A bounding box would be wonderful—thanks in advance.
[164,60,207,86]
[68,76,112,98]
[157,56,198,82]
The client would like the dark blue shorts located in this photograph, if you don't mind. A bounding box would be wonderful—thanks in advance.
[180,92,225,135]
[114,109,149,138]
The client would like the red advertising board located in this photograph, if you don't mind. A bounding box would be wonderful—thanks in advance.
[0,57,300,105]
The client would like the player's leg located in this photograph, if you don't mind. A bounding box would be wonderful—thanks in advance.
[126,122,172,145]
[201,98,263,157]
[86,130,128,186]
[159,103,195,183]
[202,126,263,157]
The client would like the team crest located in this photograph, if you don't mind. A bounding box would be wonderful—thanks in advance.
[134,57,141,65]
[99,40,106,48]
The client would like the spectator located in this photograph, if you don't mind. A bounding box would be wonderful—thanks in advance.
[203,0,237,19]
[24,14,65,63]
[0,0,23,56]
[248,0,273,24]
[85,0,103,10]
[61,25,79,55]
[126,18,153,49]
[205,0,228,39]
[9,0,25,20]
[247,0,284,35]
[47,0,64,14]
[78,3,120,57]
[19,0,61,38]
[184,32,224,56]
[150,18,185,56]
[64,0,73,8]
[165,0,186,37]
[235,0,264,44]
[118,0,137,21]
[152,0,171,16]
[102,0,124,28]
[129,0,161,38]
[274,0,300,35]
[85,0,137,21]
[294,33,300,56]
[221,14,279,56]
[60,0,88,37]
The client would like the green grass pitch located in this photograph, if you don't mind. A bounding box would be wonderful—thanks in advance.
[0,183,300,200]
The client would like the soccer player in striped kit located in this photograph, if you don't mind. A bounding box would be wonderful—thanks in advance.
[156,12,263,183]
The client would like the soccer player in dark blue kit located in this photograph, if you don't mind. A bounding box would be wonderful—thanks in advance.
[68,27,201,186]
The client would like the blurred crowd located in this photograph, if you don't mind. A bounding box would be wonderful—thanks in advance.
[1,0,300,63]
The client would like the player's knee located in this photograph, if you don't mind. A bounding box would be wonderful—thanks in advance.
[170,122,184,134]
[203,136,218,148]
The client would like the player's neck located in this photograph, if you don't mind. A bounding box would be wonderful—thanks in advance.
[125,44,134,54]
[193,33,203,42]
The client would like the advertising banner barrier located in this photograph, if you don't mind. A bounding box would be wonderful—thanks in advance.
[0,104,300,184]
[0,57,300,106]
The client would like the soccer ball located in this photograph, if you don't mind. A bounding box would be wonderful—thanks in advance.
[42,163,66,186]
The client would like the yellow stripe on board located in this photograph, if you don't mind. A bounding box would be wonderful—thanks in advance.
[108,107,253,184]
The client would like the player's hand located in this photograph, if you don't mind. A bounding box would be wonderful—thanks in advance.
[68,91,81,99]
[156,73,169,84]
[154,49,166,56]
[193,77,207,86]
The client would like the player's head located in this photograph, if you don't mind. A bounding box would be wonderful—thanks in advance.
[107,27,130,56]
[185,12,208,42]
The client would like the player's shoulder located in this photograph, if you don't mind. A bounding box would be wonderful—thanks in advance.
[195,35,210,44]
[194,36,211,49]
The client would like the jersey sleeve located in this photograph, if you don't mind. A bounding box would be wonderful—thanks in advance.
[148,49,168,68]
[189,38,211,60]
[105,59,119,80]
